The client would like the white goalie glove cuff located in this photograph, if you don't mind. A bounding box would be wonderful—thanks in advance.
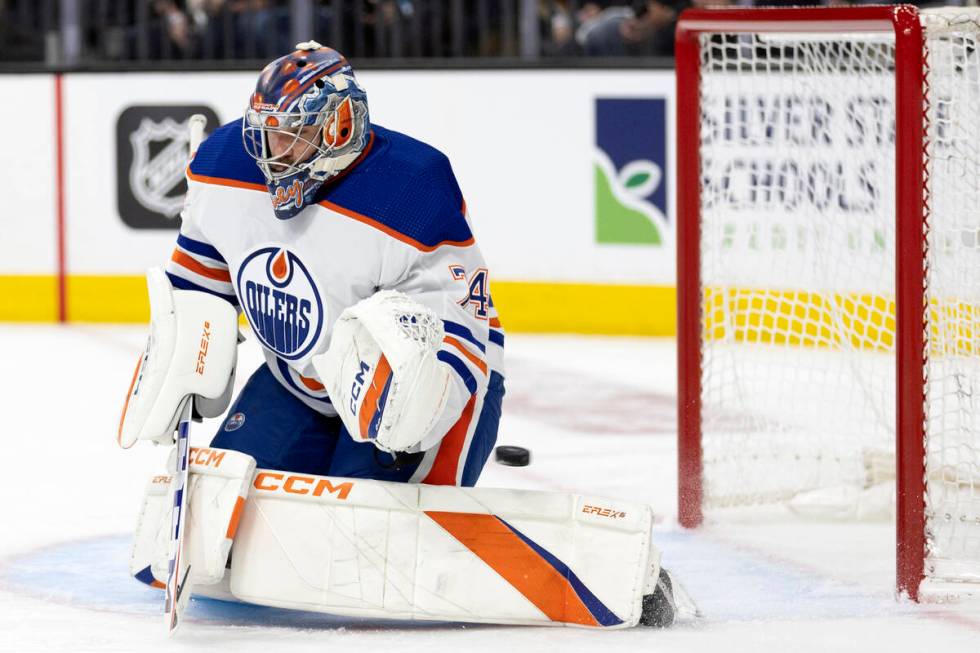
[313,290,453,453]
[118,268,239,448]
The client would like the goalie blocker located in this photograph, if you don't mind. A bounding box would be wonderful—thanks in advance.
[118,268,239,448]
[131,447,683,628]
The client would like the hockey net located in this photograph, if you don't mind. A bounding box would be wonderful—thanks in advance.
[676,6,980,599]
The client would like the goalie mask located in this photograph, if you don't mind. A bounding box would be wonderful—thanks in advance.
[243,42,370,220]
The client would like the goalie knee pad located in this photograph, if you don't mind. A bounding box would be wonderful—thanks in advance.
[131,447,256,588]
[118,268,239,447]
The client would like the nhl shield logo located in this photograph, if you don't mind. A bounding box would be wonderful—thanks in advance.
[116,105,220,229]
[129,117,188,219]
[237,246,326,361]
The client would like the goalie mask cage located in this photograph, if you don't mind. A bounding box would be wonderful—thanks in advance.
[676,5,980,601]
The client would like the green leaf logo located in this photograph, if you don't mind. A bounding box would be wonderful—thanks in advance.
[625,172,650,189]
[594,152,665,245]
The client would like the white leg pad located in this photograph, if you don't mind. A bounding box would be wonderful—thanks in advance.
[130,447,256,588]
[228,472,656,628]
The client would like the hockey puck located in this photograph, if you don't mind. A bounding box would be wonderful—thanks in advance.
[494,445,531,467]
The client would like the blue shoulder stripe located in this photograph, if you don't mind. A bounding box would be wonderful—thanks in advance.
[437,350,478,395]
[167,272,238,305]
[443,320,486,354]
[489,330,505,347]
[177,234,225,263]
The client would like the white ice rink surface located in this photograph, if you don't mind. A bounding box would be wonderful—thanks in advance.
[2,324,980,652]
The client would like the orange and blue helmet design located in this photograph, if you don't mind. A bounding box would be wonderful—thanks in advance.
[242,41,370,220]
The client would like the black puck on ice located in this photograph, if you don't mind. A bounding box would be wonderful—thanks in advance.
[494,445,531,467]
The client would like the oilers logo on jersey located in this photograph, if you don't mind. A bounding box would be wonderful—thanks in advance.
[237,246,325,360]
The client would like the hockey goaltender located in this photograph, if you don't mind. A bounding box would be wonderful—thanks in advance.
[117,40,691,633]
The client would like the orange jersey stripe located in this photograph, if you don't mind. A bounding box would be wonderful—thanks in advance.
[443,335,487,375]
[171,249,232,283]
[299,374,325,392]
[186,168,267,192]
[358,355,392,439]
[425,511,600,627]
[421,394,476,485]
[489,317,502,328]
[317,198,475,253]
[186,129,372,195]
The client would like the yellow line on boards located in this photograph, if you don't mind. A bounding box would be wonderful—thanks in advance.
[68,275,150,323]
[0,275,679,335]
[4,276,975,350]
[0,276,60,322]
[491,281,677,336]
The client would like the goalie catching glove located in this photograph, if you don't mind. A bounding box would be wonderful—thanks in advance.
[118,268,240,447]
[313,290,453,453]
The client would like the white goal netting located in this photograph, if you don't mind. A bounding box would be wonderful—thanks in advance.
[695,10,980,585]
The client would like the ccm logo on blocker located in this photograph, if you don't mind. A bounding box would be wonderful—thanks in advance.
[253,472,354,500]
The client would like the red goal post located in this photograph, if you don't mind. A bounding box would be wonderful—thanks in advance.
[676,5,941,600]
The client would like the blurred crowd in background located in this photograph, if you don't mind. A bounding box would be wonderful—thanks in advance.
[0,0,970,65]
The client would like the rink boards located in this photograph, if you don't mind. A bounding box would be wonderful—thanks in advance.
[0,70,677,333]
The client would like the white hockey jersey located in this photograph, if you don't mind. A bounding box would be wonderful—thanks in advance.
[165,120,504,470]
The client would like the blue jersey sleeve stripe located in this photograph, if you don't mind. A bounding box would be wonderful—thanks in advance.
[166,272,239,306]
[437,350,478,395]
[443,320,486,354]
[177,234,226,264]
[489,330,505,347]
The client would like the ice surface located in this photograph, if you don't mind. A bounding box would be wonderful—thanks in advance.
[1,325,979,652]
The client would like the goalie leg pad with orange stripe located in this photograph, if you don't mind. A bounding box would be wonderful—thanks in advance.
[226,474,659,628]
